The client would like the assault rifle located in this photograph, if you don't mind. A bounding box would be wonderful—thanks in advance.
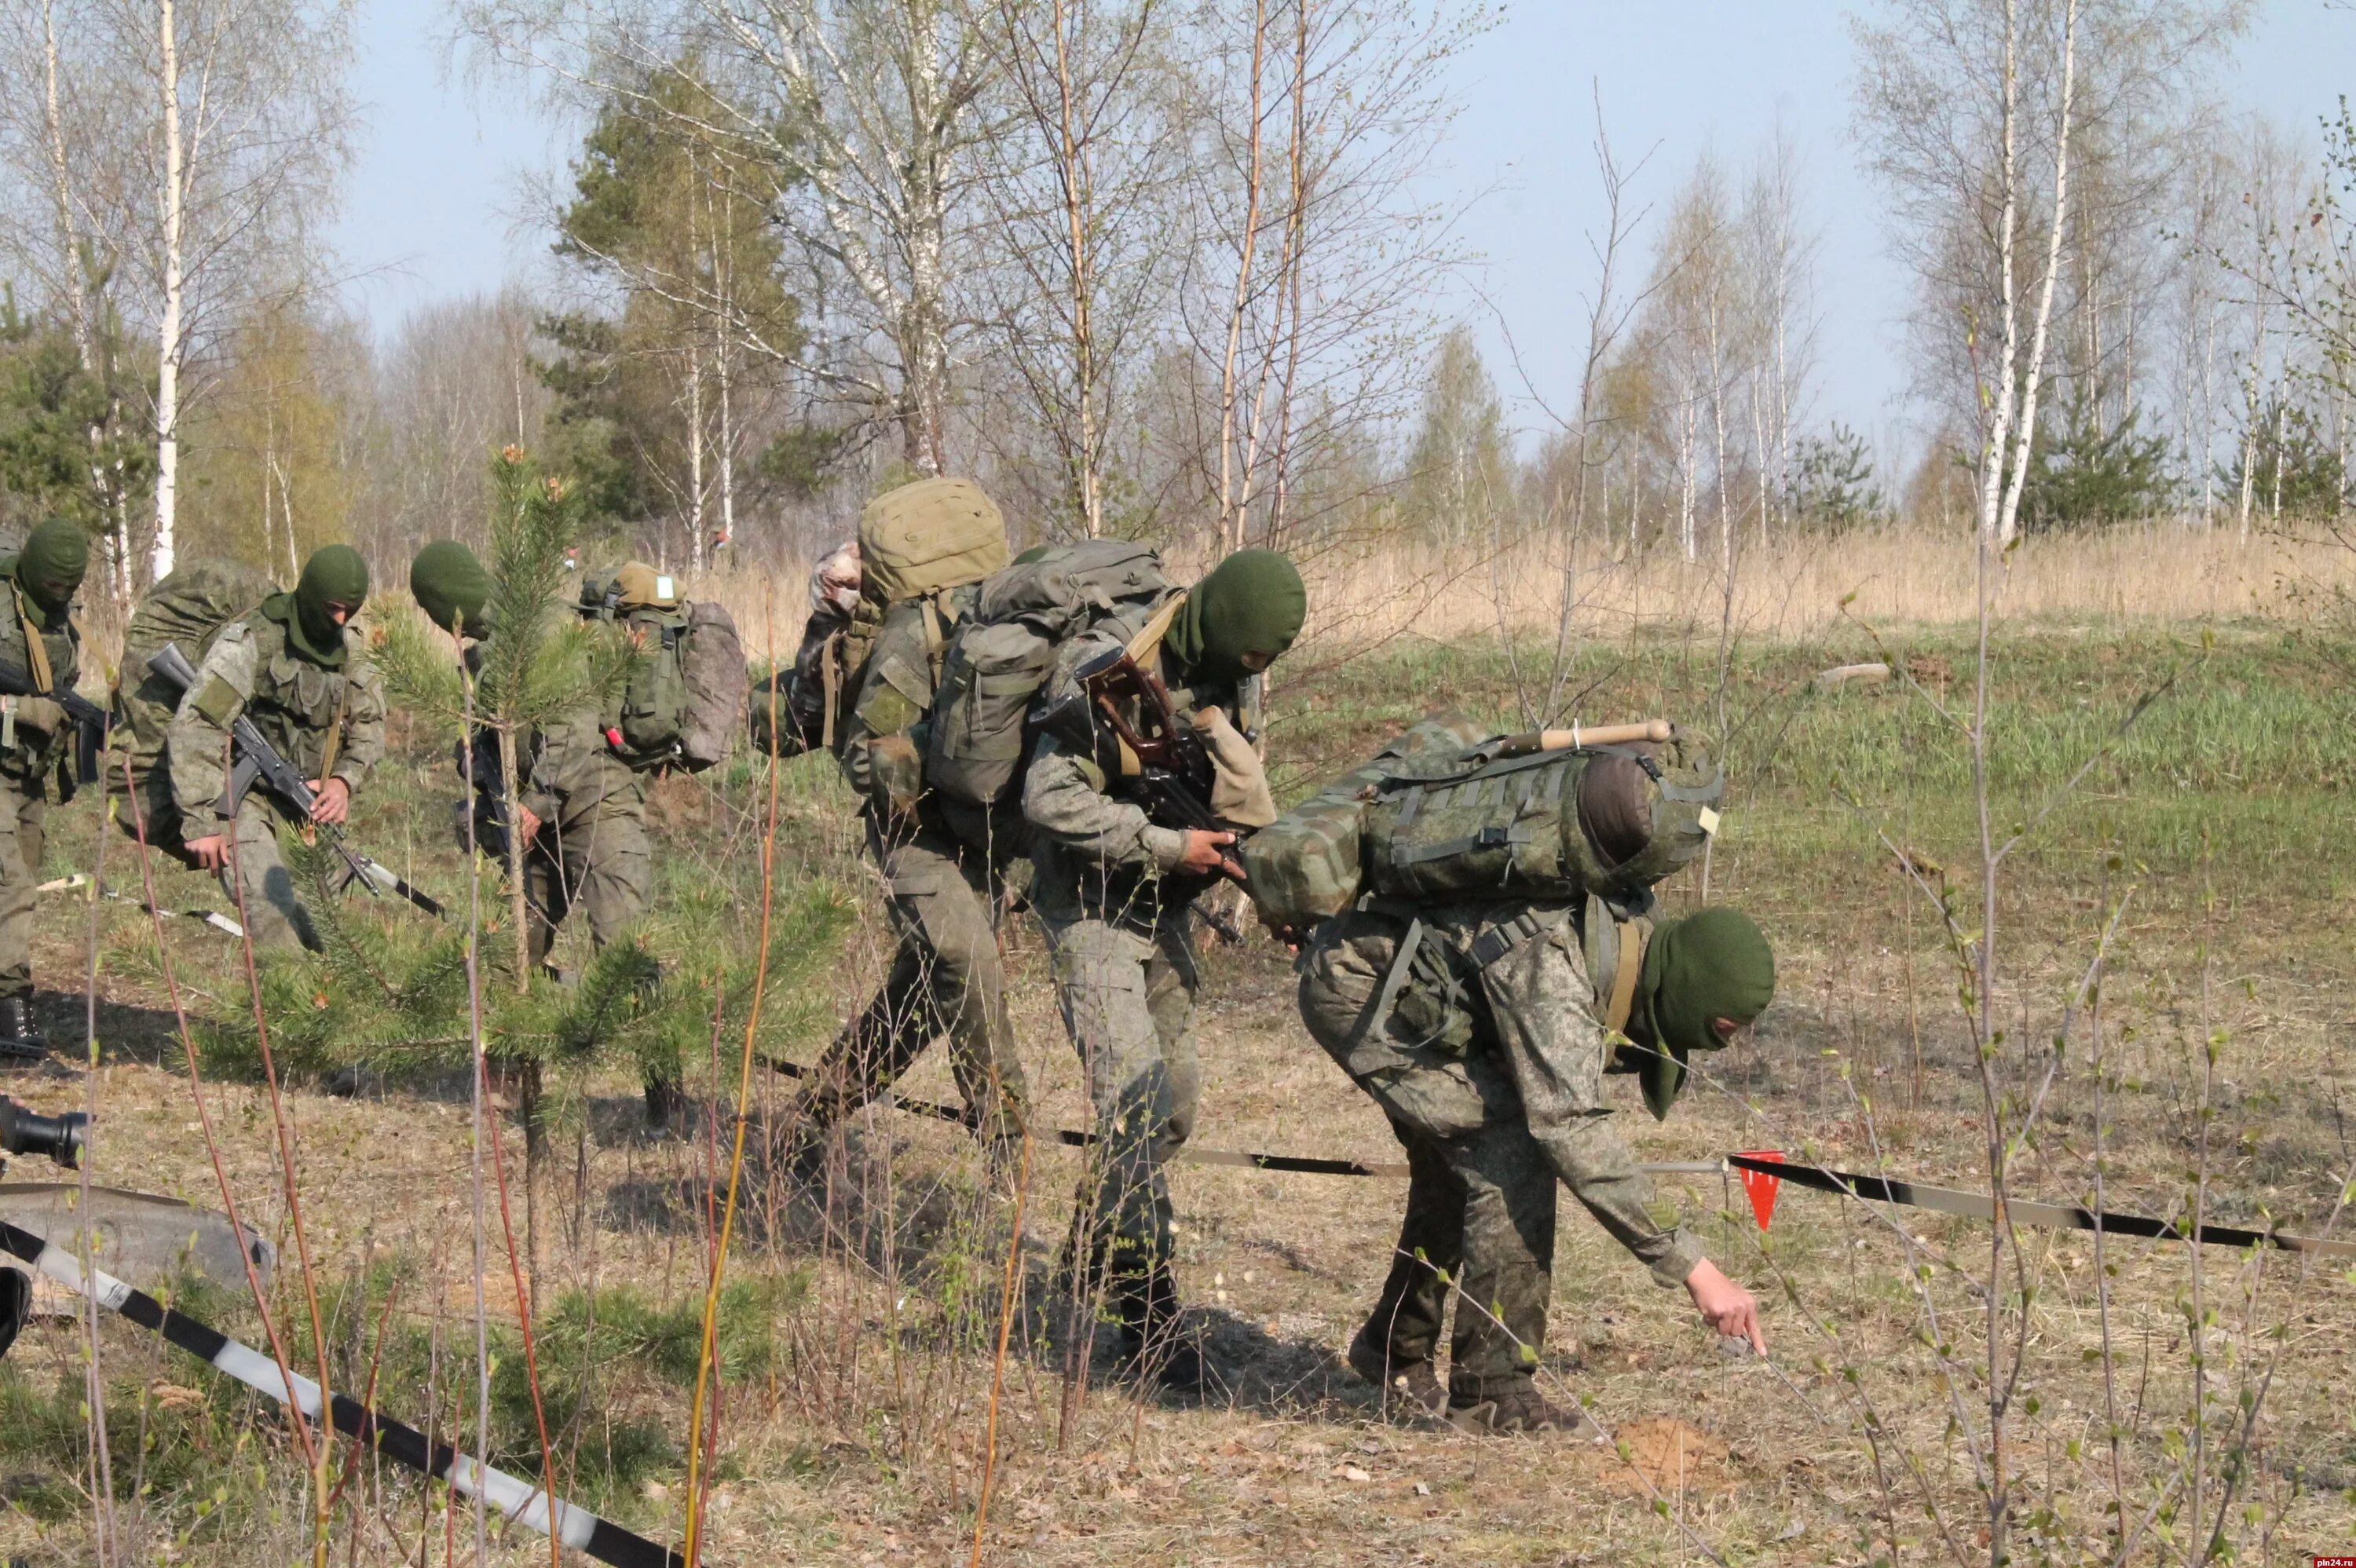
[146,642,445,919]
[0,657,108,789]
[1072,646,1249,941]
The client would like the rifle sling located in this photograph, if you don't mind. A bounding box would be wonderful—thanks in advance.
[12,585,53,696]
[316,676,350,788]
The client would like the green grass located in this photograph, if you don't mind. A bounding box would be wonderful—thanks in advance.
[1266,619,2356,940]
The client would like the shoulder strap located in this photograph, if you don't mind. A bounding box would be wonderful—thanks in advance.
[1602,918,1647,1032]
[819,630,845,752]
[318,674,351,784]
[13,587,53,693]
[1125,589,1187,664]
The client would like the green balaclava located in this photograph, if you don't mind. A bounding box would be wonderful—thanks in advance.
[265,544,370,667]
[11,519,90,624]
[1632,906,1776,1120]
[1162,548,1307,686]
[409,539,494,639]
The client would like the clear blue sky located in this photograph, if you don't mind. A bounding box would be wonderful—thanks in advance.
[334,2,2352,460]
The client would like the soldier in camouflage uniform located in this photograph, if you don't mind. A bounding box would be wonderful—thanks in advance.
[0,521,90,1056]
[1023,548,1306,1391]
[779,522,1031,1165]
[165,545,385,953]
[412,542,679,1128]
[1297,900,1774,1431]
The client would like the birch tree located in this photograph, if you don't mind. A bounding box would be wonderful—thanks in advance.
[1170,0,1489,554]
[107,0,356,581]
[1853,0,2247,540]
[466,0,996,473]
[975,0,1174,539]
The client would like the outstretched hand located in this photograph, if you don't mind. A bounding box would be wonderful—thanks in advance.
[1685,1257,1767,1356]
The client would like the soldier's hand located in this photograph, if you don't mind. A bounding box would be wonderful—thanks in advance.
[1257,910,1304,952]
[307,778,351,825]
[516,803,543,846]
[1175,829,1237,876]
[187,834,230,873]
[1685,1257,1767,1356]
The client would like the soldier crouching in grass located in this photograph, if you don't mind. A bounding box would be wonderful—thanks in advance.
[1296,894,1775,1434]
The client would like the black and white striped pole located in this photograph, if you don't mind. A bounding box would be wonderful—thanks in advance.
[0,1215,684,1568]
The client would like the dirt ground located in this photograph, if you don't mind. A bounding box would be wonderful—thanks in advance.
[0,618,2349,1566]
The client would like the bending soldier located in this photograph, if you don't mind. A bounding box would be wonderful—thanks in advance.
[1023,548,1306,1391]
[0,521,90,1056]
[1298,894,1774,1431]
[159,546,385,952]
[781,482,1030,1168]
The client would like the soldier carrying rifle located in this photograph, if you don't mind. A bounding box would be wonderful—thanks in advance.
[152,545,386,952]
[0,521,96,1056]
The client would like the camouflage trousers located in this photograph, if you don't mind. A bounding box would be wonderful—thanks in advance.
[796,819,1029,1142]
[1298,910,1558,1398]
[1043,907,1201,1305]
[115,768,325,952]
[0,778,46,999]
[522,788,652,970]
[521,785,673,1100]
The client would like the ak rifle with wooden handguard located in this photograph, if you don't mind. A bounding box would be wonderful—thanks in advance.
[145,642,445,919]
[1071,646,1249,940]
[0,657,109,791]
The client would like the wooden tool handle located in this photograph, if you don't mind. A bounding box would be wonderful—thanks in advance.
[1534,719,1674,750]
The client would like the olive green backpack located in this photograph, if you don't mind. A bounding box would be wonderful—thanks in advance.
[1361,732,1723,908]
[1241,711,1490,930]
[924,539,1172,813]
[113,558,274,789]
[1243,722,1724,930]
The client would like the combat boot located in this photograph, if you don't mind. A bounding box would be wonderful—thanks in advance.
[1446,1381,1596,1438]
[1111,1261,1205,1394]
[0,998,47,1064]
[1345,1328,1447,1421]
[643,1076,690,1137]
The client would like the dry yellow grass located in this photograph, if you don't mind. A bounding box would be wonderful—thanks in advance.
[693,521,2356,667]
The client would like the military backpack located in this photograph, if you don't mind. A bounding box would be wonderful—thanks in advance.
[1243,723,1723,930]
[581,574,747,773]
[113,558,274,788]
[924,539,1173,813]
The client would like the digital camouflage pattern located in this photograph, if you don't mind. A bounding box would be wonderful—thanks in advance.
[161,609,386,950]
[1360,734,1723,908]
[1298,898,1707,1398]
[113,557,273,790]
[1023,598,1260,1336]
[787,585,1030,1141]
[1238,712,1490,930]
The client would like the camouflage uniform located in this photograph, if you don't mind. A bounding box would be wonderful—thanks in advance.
[164,613,386,951]
[1297,900,1702,1402]
[0,569,79,1003]
[510,705,652,972]
[793,587,1030,1144]
[1023,610,1244,1314]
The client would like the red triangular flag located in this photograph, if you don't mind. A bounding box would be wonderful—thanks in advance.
[1736,1150,1784,1230]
